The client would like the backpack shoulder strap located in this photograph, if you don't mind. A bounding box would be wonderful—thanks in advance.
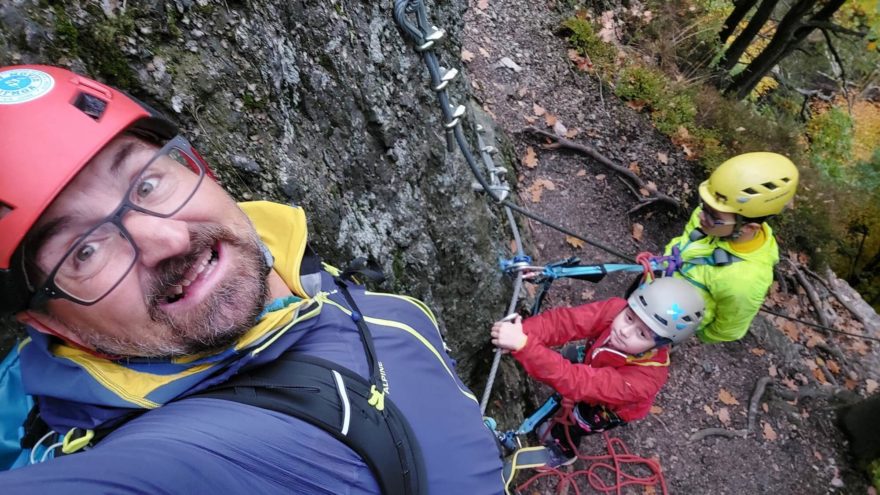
[192,352,427,495]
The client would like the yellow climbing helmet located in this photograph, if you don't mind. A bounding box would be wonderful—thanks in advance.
[698,152,799,219]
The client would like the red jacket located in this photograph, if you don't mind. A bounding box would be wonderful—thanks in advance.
[511,298,670,422]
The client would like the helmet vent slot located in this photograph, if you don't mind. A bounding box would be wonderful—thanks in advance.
[761,182,778,191]
[742,187,758,195]
[653,314,668,326]
[682,315,693,322]
[0,201,13,221]
[73,92,108,120]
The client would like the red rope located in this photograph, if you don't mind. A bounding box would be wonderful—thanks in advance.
[634,252,656,283]
[515,429,668,495]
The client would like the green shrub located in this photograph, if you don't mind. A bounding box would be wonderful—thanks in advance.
[614,65,667,104]
[561,17,617,71]
[806,106,854,180]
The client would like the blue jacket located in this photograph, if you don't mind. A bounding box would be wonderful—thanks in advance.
[2,202,503,494]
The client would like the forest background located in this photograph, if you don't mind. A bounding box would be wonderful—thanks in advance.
[558,0,880,308]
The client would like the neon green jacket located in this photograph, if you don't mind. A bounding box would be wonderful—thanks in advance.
[664,208,779,343]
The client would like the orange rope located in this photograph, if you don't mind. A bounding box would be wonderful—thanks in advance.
[516,428,668,495]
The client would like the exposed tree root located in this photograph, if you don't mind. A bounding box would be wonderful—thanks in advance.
[747,376,773,433]
[522,126,682,211]
[688,427,746,442]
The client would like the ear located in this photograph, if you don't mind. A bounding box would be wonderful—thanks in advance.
[739,222,763,237]
[17,310,90,349]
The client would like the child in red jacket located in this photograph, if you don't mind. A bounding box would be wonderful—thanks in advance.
[490,276,705,467]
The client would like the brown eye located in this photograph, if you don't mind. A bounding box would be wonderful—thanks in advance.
[75,244,95,262]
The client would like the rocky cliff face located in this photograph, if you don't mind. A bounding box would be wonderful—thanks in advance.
[0,0,515,389]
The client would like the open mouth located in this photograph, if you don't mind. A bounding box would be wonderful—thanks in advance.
[160,246,220,305]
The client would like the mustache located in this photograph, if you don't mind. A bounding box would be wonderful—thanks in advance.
[145,224,241,303]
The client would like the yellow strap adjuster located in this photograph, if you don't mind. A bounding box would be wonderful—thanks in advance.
[61,428,95,454]
[367,385,385,411]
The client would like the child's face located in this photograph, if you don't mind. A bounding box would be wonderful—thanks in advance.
[608,307,657,355]
[698,202,738,237]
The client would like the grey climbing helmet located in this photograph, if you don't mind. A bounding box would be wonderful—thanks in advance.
[627,276,706,345]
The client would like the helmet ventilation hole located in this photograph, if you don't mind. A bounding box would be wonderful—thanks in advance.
[761,182,778,190]
[73,92,108,120]
[0,201,12,221]
[742,187,758,195]
[653,314,668,326]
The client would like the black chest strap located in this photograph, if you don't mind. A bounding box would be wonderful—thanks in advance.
[193,353,427,495]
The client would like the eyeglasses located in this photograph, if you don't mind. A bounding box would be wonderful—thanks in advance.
[30,135,207,307]
[700,201,737,227]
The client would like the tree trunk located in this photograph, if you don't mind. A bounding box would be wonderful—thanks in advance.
[719,0,781,73]
[728,0,847,100]
[718,0,760,45]
[726,0,817,99]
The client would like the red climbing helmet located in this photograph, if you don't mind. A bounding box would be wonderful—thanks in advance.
[0,65,178,313]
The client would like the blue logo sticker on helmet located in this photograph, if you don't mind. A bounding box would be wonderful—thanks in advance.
[0,69,55,105]
[666,303,683,323]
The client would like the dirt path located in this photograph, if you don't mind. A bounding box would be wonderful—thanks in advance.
[462,1,874,493]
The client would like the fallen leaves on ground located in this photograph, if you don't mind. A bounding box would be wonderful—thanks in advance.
[522,147,538,168]
[576,169,587,177]
[628,162,641,175]
[644,485,657,495]
[595,174,606,181]
[461,49,475,62]
[780,320,800,342]
[528,179,555,202]
[580,288,595,301]
[566,236,585,249]
[553,121,567,137]
[544,113,558,127]
[826,360,840,374]
[867,379,879,394]
[632,223,644,242]
[750,348,767,356]
[532,103,546,116]
[650,405,663,415]
[717,407,731,426]
[762,422,778,441]
[626,100,647,111]
[566,49,593,72]
[812,368,828,384]
[477,0,489,10]
[844,378,858,390]
[657,151,668,164]
[768,365,778,377]
[565,128,580,138]
[703,404,714,416]
[718,388,740,405]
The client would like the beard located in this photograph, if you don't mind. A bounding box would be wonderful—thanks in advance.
[74,223,271,358]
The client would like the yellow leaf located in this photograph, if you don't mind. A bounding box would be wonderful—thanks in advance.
[533,104,546,117]
[762,422,778,441]
[527,179,556,203]
[566,236,585,249]
[632,223,644,242]
[650,405,663,415]
[522,147,538,168]
[718,388,740,405]
[750,348,767,356]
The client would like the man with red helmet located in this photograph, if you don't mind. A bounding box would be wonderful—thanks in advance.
[0,65,503,493]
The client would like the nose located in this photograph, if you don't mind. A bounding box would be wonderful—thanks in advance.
[618,322,634,338]
[123,213,191,267]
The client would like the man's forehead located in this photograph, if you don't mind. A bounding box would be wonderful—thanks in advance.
[33,135,156,228]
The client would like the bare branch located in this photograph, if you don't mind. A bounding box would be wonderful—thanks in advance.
[783,257,830,331]
[747,377,773,434]
[820,28,850,106]
[689,427,747,442]
[802,21,866,37]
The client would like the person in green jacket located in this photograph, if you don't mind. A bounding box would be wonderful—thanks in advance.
[665,152,799,343]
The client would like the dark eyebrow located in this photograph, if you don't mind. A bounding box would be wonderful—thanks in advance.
[109,141,140,176]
